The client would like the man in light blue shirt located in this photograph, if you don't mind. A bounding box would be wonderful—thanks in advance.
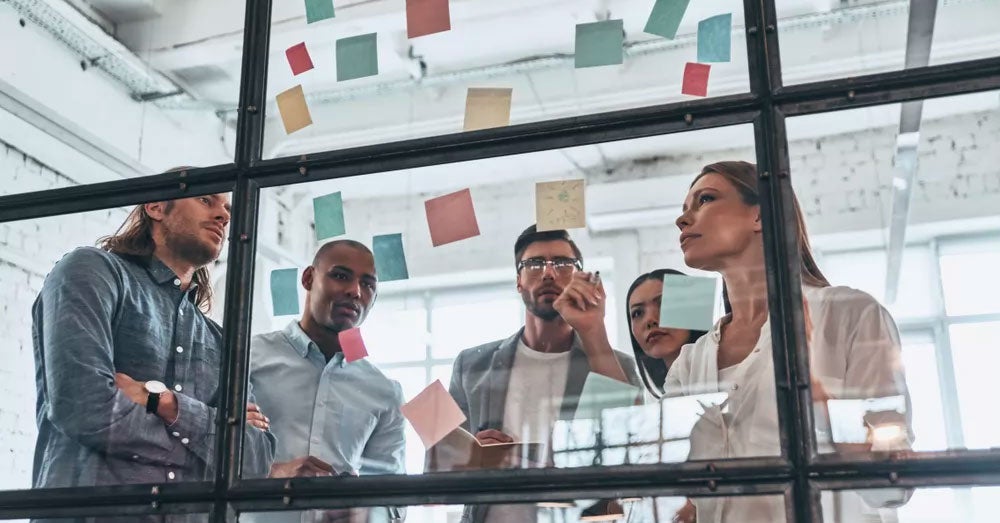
[247,240,405,522]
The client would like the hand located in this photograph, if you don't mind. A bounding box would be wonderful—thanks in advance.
[474,429,513,445]
[247,403,270,431]
[114,373,147,406]
[552,272,606,335]
[270,456,335,478]
[672,499,696,523]
[315,508,368,523]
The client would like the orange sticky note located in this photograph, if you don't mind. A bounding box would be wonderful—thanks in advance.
[463,88,513,131]
[338,327,368,362]
[682,62,711,97]
[406,0,451,39]
[286,42,314,76]
[276,85,313,134]
[400,380,467,448]
[424,188,481,247]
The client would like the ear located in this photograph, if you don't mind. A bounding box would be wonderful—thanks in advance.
[515,273,524,294]
[145,202,168,222]
[753,209,763,233]
[301,266,315,291]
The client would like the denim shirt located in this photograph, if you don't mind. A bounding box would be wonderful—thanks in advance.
[31,247,275,493]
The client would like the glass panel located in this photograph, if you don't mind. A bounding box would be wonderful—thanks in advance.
[0,1,245,194]
[4,516,208,523]
[822,485,1000,523]
[0,194,233,491]
[777,0,1000,86]
[262,0,750,157]
[787,89,1000,456]
[239,493,787,523]
[244,126,768,482]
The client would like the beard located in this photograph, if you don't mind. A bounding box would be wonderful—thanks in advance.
[523,292,560,321]
[164,227,219,267]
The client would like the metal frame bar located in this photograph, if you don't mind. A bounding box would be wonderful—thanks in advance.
[2,0,1000,520]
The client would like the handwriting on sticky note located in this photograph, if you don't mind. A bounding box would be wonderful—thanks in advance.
[373,233,409,282]
[697,13,732,63]
[425,188,481,247]
[464,88,513,131]
[406,0,451,39]
[660,274,718,331]
[338,327,369,363]
[682,62,711,97]
[400,380,467,448]
[313,192,346,240]
[644,0,691,39]
[276,85,313,134]
[304,0,335,23]
[575,19,624,68]
[336,33,379,81]
[270,269,300,316]
[536,179,586,232]
[286,42,314,76]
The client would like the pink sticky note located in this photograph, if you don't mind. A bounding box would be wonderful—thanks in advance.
[286,42,315,76]
[400,380,467,448]
[682,62,711,97]
[424,188,481,247]
[406,0,451,39]
[338,327,368,362]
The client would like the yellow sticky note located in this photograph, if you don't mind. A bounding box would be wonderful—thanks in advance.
[463,88,512,131]
[536,179,586,232]
[276,85,313,134]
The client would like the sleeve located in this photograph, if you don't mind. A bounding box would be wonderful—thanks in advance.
[38,249,190,466]
[359,381,407,476]
[239,381,278,479]
[448,351,472,432]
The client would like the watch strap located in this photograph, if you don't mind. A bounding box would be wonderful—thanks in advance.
[146,391,160,414]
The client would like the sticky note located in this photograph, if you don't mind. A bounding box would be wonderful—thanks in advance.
[697,13,732,63]
[644,0,691,39]
[312,192,346,240]
[575,19,624,68]
[406,0,451,39]
[276,85,313,134]
[270,269,300,316]
[400,380,467,448]
[425,188,481,246]
[286,42,314,76]
[304,0,335,23]
[373,233,409,282]
[336,33,379,81]
[682,62,711,97]
[575,373,640,421]
[660,274,718,331]
[463,88,513,131]
[536,179,586,232]
[338,327,369,362]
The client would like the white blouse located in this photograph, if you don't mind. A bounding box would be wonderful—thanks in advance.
[664,285,912,523]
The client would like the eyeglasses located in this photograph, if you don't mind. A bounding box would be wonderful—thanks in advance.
[516,257,582,275]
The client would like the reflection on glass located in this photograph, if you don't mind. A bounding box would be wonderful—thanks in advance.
[432,299,522,359]
[823,485,1000,523]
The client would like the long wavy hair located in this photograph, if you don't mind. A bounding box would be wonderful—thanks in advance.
[98,201,215,313]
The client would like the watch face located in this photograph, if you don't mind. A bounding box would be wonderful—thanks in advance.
[145,380,168,394]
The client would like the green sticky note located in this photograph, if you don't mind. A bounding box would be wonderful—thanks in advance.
[336,33,379,81]
[697,13,732,63]
[270,269,300,316]
[575,373,640,421]
[373,233,409,282]
[660,274,718,331]
[313,192,346,240]
[304,0,335,23]
[644,0,691,39]
[574,19,624,69]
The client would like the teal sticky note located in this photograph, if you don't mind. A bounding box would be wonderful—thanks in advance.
[575,373,640,421]
[660,274,718,331]
[336,33,379,82]
[270,269,300,316]
[697,14,732,63]
[574,19,624,69]
[373,233,409,282]
[644,0,691,39]
[313,192,346,240]
[304,0,335,24]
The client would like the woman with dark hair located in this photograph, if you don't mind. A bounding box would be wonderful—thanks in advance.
[626,269,708,399]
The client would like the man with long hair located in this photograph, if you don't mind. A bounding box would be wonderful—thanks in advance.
[31,193,275,502]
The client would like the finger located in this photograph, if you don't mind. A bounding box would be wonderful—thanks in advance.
[478,430,513,443]
[564,287,596,308]
[247,403,260,413]
[306,456,335,472]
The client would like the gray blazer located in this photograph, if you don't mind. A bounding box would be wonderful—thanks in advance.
[447,328,641,523]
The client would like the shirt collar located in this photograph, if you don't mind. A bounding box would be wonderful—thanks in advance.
[282,320,346,367]
[142,254,199,289]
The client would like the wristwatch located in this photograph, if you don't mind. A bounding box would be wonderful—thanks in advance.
[144,380,168,414]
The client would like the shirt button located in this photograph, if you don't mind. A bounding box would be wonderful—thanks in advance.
[167,471,176,480]
[173,278,181,286]
[732,384,740,391]
[181,438,190,445]
[174,384,183,392]
[132,455,139,460]
[172,431,181,437]
[176,346,184,353]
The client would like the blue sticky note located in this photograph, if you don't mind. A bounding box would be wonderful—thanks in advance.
[373,233,409,282]
[575,372,641,421]
[574,19,624,69]
[644,0,691,39]
[270,269,300,316]
[697,14,732,63]
[660,274,718,331]
[336,33,379,81]
[313,192,346,240]
[304,0,335,24]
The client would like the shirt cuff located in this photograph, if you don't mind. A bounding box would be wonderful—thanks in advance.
[166,392,213,443]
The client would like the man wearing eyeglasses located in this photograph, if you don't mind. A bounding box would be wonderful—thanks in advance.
[447,225,640,522]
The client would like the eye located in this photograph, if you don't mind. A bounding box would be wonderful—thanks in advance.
[199,197,211,205]
[330,272,348,280]
[698,193,715,205]
[630,308,642,320]
[362,281,376,291]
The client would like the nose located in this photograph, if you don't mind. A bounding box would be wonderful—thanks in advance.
[216,205,231,227]
[540,262,557,280]
[345,279,361,299]
[675,208,691,230]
